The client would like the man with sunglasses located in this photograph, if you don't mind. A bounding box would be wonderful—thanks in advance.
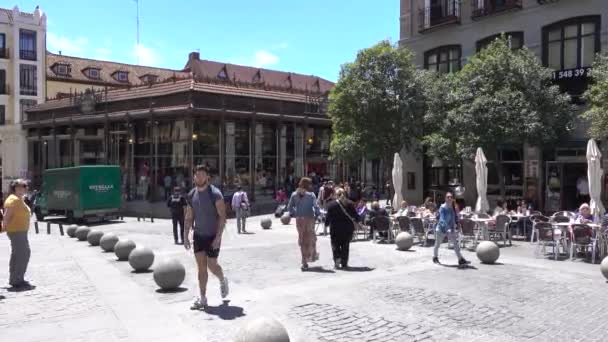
[433,192,470,268]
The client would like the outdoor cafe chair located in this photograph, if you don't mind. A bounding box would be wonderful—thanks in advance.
[474,213,491,219]
[492,214,512,247]
[551,215,571,224]
[535,222,563,260]
[570,224,597,263]
[409,217,427,246]
[530,216,550,243]
[396,216,411,232]
[371,216,391,243]
[459,218,477,249]
[553,211,576,220]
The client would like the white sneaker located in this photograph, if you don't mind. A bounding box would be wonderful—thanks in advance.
[220,277,230,299]
[190,296,208,310]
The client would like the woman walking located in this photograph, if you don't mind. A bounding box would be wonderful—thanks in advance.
[287,177,320,271]
[2,179,32,288]
[325,188,359,269]
[433,192,469,268]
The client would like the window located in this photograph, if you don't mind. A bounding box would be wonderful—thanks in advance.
[0,70,5,94]
[20,99,37,122]
[20,64,37,96]
[543,16,601,70]
[84,68,101,80]
[477,32,524,52]
[424,45,461,73]
[0,33,6,58]
[252,71,261,83]
[407,172,416,190]
[114,71,129,82]
[0,105,5,125]
[140,74,158,84]
[217,67,228,80]
[19,29,37,61]
[52,63,71,76]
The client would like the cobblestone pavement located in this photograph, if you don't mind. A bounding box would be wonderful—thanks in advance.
[1,215,607,342]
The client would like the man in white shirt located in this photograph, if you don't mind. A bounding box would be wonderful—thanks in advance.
[231,186,250,234]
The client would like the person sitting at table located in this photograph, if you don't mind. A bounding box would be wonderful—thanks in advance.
[493,199,508,217]
[356,200,368,221]
[575,203,594,224]
[366,201,388,240]
[396,200,409,216]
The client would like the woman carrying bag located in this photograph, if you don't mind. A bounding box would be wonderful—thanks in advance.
[325,188,360,270]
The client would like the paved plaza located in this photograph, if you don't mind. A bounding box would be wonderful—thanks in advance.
[1,215,607,342]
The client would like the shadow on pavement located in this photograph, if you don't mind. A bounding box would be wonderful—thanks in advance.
[305,266,335,274]
[204,300,246,320]
[0,295,5,300]
[131,269,154,274]
[439,263,478,270]
[240,232,256,235]
[7,284,37,292]
[342,266,375,272]
[156,286,188,294]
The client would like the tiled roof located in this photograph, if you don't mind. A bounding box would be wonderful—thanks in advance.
[29,78,324,112]
[186,56,334,94]
[0,8,13,22]
[46,52,190,89]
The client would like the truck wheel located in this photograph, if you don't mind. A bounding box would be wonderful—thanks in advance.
[35,208,44,221]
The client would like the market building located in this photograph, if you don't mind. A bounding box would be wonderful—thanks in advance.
[400,0,608,212]
[26,51,335,212]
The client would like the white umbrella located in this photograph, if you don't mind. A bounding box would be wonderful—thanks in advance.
[392,153,403,208]
[587,139,605,219]
[475,147,490,214]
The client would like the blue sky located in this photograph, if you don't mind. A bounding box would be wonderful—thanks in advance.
[13,1,399,82]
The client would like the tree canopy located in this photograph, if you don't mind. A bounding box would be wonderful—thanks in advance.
[582,53,608,139]
[422,36,575,161]
[327,40,426,163]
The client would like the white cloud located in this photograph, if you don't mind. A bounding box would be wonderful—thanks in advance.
[252,50,279,68]
[47,32,88,55]
[131,43,160,66]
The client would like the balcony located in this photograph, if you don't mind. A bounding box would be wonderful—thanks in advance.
[472,0,522,20]
[20,49,36,61]
[0,47,8,59]
[418,1,461,33]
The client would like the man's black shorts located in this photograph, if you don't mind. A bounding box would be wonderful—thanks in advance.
[193,232,220,258]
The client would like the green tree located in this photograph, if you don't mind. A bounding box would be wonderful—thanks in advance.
[328,40,426,164]
[423,36,575,161]
[582,53,608,139]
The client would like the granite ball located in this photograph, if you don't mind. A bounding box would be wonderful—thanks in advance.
[75,226,91,241]
[601,256,608,280]
[114,239,136,261]
[395,232,414,251]
[153,259,186,290]
[128,247,155,272]
[476,241,500,264]
[87,230,104,246]
[261,218,272,230]
[100,233,119,252]
[280,213,291,225]
[66,225,78,238]
[234,317,290,342]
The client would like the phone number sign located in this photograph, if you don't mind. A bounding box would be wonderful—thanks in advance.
[552,67,592,80]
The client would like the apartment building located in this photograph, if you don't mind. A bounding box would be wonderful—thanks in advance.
[400,0,608,212]
[0,5,46,192]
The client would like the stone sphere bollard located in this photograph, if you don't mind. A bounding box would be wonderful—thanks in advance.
[261,218,272,230]
[476,241,500,264]
[100,233,119,252]
[128,247,155,272]
[87,230,104,246]
[153,259,186,290]
[234,317,290,342]
[280,213,291,225]
[601,256,608,280]
[395,232,414,251]
[66,224,78,238]
[114,240,136,261]
[75,226,91,241]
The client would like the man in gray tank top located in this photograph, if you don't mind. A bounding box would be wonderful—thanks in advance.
[184,165,229,310]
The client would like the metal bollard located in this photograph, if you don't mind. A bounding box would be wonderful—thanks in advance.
[34,221,39,234]
[47,222,51,234]
[59,223,64,236]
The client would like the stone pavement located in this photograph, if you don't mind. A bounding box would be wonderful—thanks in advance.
[1,215,607,342]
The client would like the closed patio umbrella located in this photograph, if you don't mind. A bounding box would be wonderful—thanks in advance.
[475,147,490,214]
[392,153,403,209]
[587,139,605,219]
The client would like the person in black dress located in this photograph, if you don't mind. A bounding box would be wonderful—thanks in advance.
[325,188,360,269]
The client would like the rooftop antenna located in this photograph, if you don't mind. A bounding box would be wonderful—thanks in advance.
[134,0,140,64]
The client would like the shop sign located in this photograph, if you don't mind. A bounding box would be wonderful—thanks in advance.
[552,67,591,81]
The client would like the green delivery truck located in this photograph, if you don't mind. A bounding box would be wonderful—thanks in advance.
[34,165,122,223]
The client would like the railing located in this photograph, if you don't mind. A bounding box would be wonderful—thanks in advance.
[418,0,461,32]
[20,49,37,61]
[0,47,8,59]
[471,0,522,19]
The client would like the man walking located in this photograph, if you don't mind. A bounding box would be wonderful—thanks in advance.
[167,187,187,244]
[231,186,250,234]
[184,165,229,310]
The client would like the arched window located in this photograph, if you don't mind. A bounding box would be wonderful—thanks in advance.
[476,32,523,52]
[424,45,461,73]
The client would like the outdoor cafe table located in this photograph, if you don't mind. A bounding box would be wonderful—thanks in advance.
[510,214,530,238]
[471,217,493,241]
